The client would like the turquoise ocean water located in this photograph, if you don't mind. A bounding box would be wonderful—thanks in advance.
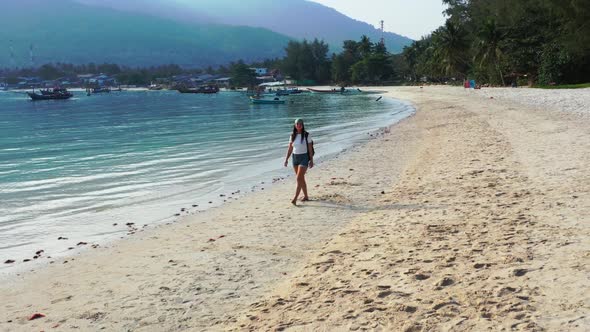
[0,89,413,274]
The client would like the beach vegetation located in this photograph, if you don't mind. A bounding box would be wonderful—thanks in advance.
[281,39,332,84]
[229,61,257,87]
[330,36,399,85]
[403,0,590,86]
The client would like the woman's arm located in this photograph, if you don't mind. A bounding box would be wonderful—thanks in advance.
[284,144,293,167]
[307,141,314,168]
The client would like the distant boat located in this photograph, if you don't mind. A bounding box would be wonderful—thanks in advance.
[307,87,362,94]
[249,96,285,104]
[28,88,73,100]
[148,84,163,90]
[177,85,219,94]
[307,87,341,94]
[275,88,305,96]
[92,87,111,93]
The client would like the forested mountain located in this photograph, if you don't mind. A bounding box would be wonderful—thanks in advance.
[1,0,413,68]
[75,0,414,54]
[0,0,292,67]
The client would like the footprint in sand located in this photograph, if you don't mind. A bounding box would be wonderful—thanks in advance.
[414,273,431,280]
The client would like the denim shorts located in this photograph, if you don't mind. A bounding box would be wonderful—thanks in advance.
[292,153,310,167]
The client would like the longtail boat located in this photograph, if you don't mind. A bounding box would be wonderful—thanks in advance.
[249,96,285,104]
[177,85,219,94]
[28,88,73,100]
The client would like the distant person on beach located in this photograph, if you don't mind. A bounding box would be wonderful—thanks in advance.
[284,118,314,205]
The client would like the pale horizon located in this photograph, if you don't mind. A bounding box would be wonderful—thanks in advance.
[308,0,447,40]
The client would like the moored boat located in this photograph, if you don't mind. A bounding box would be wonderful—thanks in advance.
[27,88,73,100]
[249,96,285,104]
[92,87,111,93]
[266,87,307,96]
[307,87,363,94]
[307,87,342,94]
[177,85,220,94]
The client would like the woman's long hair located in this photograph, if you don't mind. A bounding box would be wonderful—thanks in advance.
[291,121,306,143]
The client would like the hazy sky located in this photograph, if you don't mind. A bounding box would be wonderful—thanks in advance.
[308,0,447,40]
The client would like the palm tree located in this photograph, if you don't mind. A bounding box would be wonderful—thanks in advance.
[358,35,373,58]
[432,20,470,79]
[474,18,506,85]
[402,43,419,81]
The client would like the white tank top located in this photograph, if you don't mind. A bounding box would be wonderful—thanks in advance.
[290,133,312,155]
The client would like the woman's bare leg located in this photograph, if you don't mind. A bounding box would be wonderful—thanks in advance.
[291,166,299,204]
[300,170,308,200]
[292,166,308,205]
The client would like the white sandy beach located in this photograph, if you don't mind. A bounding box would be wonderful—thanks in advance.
[1,86,589,331]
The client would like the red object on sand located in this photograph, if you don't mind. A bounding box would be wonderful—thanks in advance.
[28,313,46,320]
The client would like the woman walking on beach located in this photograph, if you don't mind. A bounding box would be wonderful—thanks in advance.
[284,118,314,205]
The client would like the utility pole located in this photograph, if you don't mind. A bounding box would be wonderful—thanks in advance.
[9,40,16,69]
[30,44,35,67]
[380,20,385,45]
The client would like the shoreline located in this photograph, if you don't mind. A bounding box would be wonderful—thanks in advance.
[1,86,588,331]
[0,92,412,278]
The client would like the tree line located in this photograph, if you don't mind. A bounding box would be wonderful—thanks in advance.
[402,0,590,85]
[256,37,404,86]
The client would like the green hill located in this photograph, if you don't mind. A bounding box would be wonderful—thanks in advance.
[77,0,414,54]
[0,0,292,67]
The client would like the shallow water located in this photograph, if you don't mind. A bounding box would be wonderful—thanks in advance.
[0,89,413,273]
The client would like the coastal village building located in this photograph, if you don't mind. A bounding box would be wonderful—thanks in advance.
[250,68,268,76]
[77,74,118,87]
[16,77,42,89]
[171,73,224,87]
[214,77,231,88]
